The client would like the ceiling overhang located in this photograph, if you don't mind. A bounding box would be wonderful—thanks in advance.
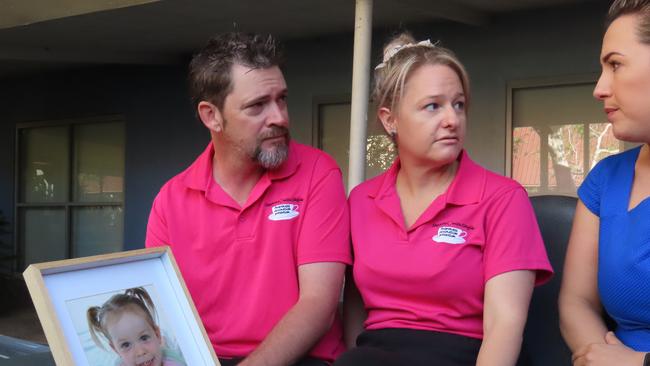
[0,0,159,29]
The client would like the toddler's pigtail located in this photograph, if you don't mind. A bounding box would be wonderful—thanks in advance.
[87,306,108,350]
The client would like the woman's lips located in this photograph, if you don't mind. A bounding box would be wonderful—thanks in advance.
[604,107,618,120]
[436,137,459,144]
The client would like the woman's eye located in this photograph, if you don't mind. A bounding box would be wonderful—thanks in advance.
[140,334,151,341]
[120,342,131,350]
[609,61,621,71]
[424,103,439,111]
[453,101,465,110]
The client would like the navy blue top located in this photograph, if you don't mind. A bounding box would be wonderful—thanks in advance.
[578,146,650,351]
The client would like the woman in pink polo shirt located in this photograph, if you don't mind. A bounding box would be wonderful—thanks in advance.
[336,33,553,366]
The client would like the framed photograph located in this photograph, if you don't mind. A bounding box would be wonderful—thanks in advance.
[23,246,220,366]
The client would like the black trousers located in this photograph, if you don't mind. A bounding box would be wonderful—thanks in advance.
[219,356,328,366]
[334,328,482,366]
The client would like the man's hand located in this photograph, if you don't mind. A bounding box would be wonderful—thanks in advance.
[572,332,646,366]
[238,262,345,366]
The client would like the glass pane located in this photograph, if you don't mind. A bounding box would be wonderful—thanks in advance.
[366,135,396,178]
[547,124,583,196]
[512,127,540,195]
[72,206,123,257]
[319,102,389,190]
[512,84,602,127]
[365,104,394,179]
[0,211,13,274]
[74,122,125,202]
[320,103,351,187]
[19,126,70,203]
[21,208,66,266]
[588,122,621,171]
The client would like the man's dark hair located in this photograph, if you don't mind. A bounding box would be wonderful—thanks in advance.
[188,32,284,111]
[606,0,650,44]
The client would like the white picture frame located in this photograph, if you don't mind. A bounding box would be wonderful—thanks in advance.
[23,246,220,366]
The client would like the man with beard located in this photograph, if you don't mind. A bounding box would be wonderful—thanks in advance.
[145,33,350,366]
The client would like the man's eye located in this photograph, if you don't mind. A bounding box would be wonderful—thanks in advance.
[246,102,265,115]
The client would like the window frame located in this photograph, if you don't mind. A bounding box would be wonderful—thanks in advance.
[311,94,352,149]
[505,74,599,190]
[14,115,126,271]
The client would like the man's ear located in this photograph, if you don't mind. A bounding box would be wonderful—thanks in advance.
[377,106,397,136]
[197,101,224,133]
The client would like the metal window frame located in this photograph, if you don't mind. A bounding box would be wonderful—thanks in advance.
[505,74,607,196]
[14,115,126,272]
[311,94,353,149]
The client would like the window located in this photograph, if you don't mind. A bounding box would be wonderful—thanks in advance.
[314,98,394,190]
[507,78,634,196]
[16,117,125,269]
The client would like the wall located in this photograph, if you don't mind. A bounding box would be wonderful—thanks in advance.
[0,1,610,265]
[0,66,205,257]
[284,1,609,173]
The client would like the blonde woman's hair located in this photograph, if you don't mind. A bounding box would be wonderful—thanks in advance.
[87,287,158,350]
[372,32,471,116]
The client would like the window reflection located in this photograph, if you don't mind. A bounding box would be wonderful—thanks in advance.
[17,120,125,268]
[513,123,621,195]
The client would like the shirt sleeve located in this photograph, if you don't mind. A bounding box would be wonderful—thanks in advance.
[577,159,605,217]
[483,186,553,286]
[296,162,352,266]
[145,192,170,248]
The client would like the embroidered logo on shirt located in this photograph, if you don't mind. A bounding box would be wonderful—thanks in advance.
[432,226,467,244]
[268,203,300,221]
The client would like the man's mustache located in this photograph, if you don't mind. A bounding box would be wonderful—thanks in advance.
[259,126,289,141]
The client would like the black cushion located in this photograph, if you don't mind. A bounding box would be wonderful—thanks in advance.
[517,195,576,366]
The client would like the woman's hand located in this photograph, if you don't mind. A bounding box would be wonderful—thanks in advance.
[572,332,646,366]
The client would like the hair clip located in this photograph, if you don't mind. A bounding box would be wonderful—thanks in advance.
[375,39,438,70]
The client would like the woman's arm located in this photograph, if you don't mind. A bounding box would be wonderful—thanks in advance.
[342,267,367,349]
[476,270,535,366]
[558,201,608,350]
[560,201,646,365]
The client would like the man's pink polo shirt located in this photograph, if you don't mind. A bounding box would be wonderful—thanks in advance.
[349,151,553,339]
[146,141,351,361]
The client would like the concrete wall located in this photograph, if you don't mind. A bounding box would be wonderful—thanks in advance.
[0,2,610,266]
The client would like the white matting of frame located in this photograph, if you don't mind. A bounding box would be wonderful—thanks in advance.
[23,246,220,366]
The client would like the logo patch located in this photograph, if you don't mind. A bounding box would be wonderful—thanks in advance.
[268,203,300,221]
[432,226,467,244]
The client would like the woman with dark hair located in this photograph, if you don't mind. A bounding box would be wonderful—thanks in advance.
[559,1,650,365]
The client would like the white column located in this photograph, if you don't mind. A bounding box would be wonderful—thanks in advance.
[347,0,373,193]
